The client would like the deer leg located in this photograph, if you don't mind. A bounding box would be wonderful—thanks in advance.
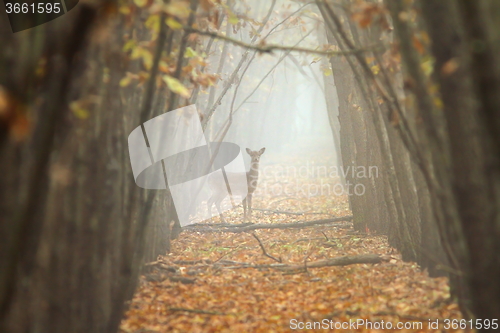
[247,194,253,222]
[243,197,247,222]
[215,200,226,223]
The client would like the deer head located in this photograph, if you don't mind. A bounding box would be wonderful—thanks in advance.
[246,147,266,163]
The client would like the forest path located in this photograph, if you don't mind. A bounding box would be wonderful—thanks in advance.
[120,150,464,333]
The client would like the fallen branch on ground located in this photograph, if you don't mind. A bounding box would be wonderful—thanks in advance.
[283,254,388,270]
[168,307,226,315]
[143,261,177,272]
[173,259,213,265]
[252,233,282,263]
[143,271,196,284]
[187,222,253,228]
[216,254,389,271]
[252,208,332,215]
[292,237,329,244]
[168,276,196,284]
[185,216,353,233]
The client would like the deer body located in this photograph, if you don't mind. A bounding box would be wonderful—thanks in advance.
[207,148,265,223]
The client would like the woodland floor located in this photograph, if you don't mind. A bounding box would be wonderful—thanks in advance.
[120,149,465,333]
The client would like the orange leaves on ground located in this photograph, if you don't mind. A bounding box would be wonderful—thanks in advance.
[120,149,464,333]
[121,225,462,332]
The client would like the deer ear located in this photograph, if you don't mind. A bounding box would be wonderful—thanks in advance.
[259,147,266,154]
[246,148,251,154]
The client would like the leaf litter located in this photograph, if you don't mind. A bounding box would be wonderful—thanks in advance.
[120,150,464,333]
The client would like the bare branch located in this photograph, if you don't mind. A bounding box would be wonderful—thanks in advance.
[231,31,312,116]
[202,0,277,128]
[216,254,389,271]
[252,233,282,263]
[184,216,353,233]
[252,208,331,215]
[168,307,226,315]
[184,27,378,56]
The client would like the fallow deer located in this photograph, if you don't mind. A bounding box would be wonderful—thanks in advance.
[207,147,266,223]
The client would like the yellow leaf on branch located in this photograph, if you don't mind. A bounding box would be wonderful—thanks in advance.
[184,47,198,58]
[162,75,191,98]
[228,13,239,25]
[123,40,136,52]
[164,2,190,19]
[145,14,160,33]
[141,50,153,70]
[133,0,147,8]
[120,76,132,87]
[70,101,89,119]
[166,17,183,30]
[119,5,131,15]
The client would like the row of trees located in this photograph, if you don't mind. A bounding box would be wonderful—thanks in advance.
[0,1,185,331]
[0,0,289,331]
[318,0,500,323]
